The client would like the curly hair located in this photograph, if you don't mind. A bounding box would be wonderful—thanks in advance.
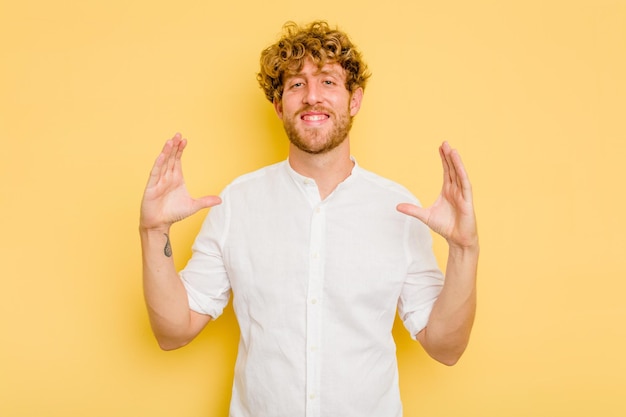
[257,21,371,103]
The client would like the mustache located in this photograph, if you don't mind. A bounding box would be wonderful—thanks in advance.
[297,106,333,116]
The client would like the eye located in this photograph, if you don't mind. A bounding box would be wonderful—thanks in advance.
[290,82,304,89]
[323,80,334,85]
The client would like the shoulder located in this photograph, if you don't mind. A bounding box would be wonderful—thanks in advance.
[353,165,420,205]
[222,161,287,193]
[230,161,285,184]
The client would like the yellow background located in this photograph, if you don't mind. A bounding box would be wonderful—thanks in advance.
[1,0,625,416]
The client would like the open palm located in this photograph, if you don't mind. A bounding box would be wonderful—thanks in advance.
[140,133,221,231]
[397,142,477,249]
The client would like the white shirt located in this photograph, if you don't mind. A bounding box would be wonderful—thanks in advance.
[180,160,444,417]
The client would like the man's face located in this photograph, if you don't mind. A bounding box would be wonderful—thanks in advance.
[274,59,363,155]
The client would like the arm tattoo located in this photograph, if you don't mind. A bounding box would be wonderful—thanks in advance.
[163,233,172,257]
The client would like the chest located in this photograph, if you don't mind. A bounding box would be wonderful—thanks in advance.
[222,196,409,307]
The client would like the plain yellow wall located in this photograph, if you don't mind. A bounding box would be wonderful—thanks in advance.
[1,0,625,416]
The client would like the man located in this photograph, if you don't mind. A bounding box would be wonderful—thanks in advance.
[140,21,478,417]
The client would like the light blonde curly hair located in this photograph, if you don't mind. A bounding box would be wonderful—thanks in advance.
[257,21,371,103]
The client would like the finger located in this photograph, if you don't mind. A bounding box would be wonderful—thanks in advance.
[440,142,457,187]
[450,149,473,201]
[195,195,223,210]
[449,149,468,180]
[165,134,182,175]
[172,138,187,178]
[449,149,463,190]
[178,196,223,222]
[439,143,450,185]
[396,203,429,225]
[148,138,174,184]
[146,151,166,188]
[175,138,187,161]
[441,141,458,187]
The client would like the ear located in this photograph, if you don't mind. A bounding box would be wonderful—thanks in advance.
[273,97,283,119]
[349,87,364,117]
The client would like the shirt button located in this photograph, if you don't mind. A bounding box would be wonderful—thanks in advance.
[309,393,316,400]
[310,298,318,304]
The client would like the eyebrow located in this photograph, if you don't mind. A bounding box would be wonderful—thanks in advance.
[318,69,343,79]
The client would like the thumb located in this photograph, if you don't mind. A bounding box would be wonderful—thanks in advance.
[396,203,429,225]
[193,195,223,211]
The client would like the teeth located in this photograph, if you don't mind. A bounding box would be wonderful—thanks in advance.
[303,115,326,121]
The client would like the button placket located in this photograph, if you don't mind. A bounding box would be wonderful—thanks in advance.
[305,203,325,417]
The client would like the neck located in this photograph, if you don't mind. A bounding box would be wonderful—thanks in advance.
[288,139,354,200]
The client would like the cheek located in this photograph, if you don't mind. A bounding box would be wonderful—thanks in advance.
[279,96,300,115]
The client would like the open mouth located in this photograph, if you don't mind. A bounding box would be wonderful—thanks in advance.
[301,111,330,124]
[302,114,328,121]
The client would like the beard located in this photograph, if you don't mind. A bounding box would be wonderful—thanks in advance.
[282,105,354,155]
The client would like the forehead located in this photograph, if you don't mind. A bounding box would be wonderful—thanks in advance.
[285,59,346,80]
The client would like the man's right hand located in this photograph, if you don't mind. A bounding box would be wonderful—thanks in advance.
[140,133,222,231]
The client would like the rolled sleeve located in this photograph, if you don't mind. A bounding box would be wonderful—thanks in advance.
[179,191,232,320]
[397,216,444,339]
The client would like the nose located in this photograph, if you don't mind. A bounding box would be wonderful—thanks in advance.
[303,82,322,105]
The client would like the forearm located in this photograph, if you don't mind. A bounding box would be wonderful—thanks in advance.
[140,227,204,350]
[418,243,479,365]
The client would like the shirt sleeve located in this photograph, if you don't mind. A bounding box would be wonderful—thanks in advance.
[397,215,444,339]
[179,188,231,320]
